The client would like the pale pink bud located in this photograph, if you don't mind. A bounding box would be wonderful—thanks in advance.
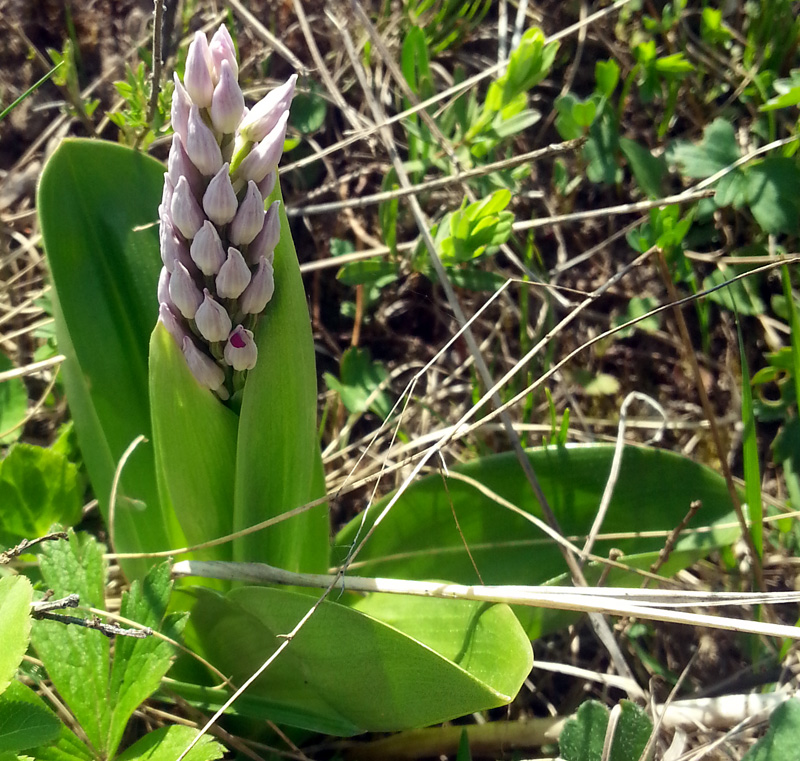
[161,227,194,273]
[157,266,171,304]
[209,24,238,80]
[159,302,187,345]
[230,181,265,246]
[160,173,175,212]
[216,246,252,299]
[168,134,205,201]
[182,336,226,392]
[223,325,258,370]
[238,75,297,143]
[195,289,232,342]
[171,73,191,142]
[257,169,277,200]
[169,261,203,319]
[247,200,280,264]
[170,176,205,239]
[184,32,214,108]
[240,257,274,314]
[186,105,223,176]
[210,60,244,134]
[202,163,237,225]
[234,112,289,184]
[190,221,226,276]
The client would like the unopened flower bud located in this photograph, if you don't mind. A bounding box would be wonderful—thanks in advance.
[157,266,171,305]
[186,105,223,176]
[190,221,226,276]
[216,247,251,299]
[184,31,214,108]
[202,163,237,225]
[161,227,194,273]
[169,262,203,319]
[247,200,280,264]
[209,24,238,80]
[182,336,226,394]
[235,112,289,184]
[238,75,297,143]
[159,302,187,345]
[168,134,204,201]
[230,181,265,246]
[171,73,191,142]
[224,325,258,370]
[257,169,277,200]
[170,176,205,239]
[161,173,175,213]
[240,256,274,314]
[195,289,232,342]
[210,60,244,134]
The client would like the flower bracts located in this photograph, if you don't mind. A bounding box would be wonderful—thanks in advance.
[158,25,294,399]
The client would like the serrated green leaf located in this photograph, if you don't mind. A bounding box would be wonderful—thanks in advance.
[0,682,60,754]
[38,138,186,580]
[30,531,110,754]
[188,585,531,734]
[115,726,225,761]
[0,577,32,696]
[233,184,329,573]
[667,118,740,178]
[0,444,81,551]
[107,562,186,758]
[0,354,27,445]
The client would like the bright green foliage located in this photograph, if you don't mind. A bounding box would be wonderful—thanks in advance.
[743,699,800,761]
[0,577,32,696]
[336,445,739,637]
[324,347,393,418]
[186,584,531,734]
[405,0,490,53]
[0,681,62,754]
[109,62,173,148]
[0,354,27,444]
[30,534,185,760]
[559,700,652,761]
[0,444,81,548]
[114,726,224,761]
[38,139,185,581]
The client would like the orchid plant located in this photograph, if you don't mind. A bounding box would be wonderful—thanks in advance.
[36,24,743,736]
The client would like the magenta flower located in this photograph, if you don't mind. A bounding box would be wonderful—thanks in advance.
[157,24,293,399]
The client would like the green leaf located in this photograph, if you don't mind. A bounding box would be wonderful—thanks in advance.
[38,138,185,580]
[289,86,327,134]
[149,324,238,561]
[559,700,652,761]
[107,562,186,758]
[742,699,800,760]
[0,444,81,548]
[335,445,739,638]
[0,354,27,444]
[739,326,762,558]
[0,682,60,754]
[745,158,800,235]
[324,347,392,417]
[30,532,110,755]
[619,138,666,198]
[584,110,620,185]
[188,585,531,734]
[571,99,596,128]
[115,726,225,761]
[0,577,32,695]
[559,700,608,761]
[595,60,620,97]
[234,184,329,573]
[336,259,398,288]
[612,296,660,338]
[667,118,740,179]
[703,266,765,316]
